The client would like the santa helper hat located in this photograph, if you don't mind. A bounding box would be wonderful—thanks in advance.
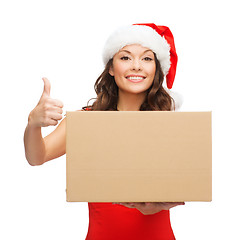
[102,23,182,109]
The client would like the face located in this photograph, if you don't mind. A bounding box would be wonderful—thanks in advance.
[109,44,156,96]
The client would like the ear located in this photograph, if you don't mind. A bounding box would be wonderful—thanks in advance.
[109,65,114,76]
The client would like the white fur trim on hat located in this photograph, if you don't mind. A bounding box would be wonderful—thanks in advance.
[102,25,171,76]
[167,89,183,110]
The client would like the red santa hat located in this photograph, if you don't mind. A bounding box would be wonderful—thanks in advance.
[102,23,178,89]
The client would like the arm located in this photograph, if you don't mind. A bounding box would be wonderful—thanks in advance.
[117,202,185,215]
[24,123,45,166]
[24,77,65,166]
[24,118,66,166]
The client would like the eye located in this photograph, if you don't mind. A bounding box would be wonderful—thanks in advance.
[143,57,153,61]
[120,56,130,60]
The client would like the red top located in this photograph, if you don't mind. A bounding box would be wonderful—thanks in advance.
[85,202,175,240]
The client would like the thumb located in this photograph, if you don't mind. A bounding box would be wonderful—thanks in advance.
[41,77,51,98]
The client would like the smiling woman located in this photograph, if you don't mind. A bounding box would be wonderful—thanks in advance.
[83,23,179,112]
[24,23,182,240]
[109,44,156,111]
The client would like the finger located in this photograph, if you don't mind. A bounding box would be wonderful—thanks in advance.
[49,112,63,121]
[170,202,185,205]
[161,202,185,205]
[166,202,185,209]
[127,202,136,207]
[46,98,64,108]
[41,77,51,98]
[47,119,59,126]
[119,202,136,208]
[125,203,136,208]
[177,202,185,205]
[51,99,64,108]
[131,202,147,209]
[134,202,146,206]
[54,106,63,114]
[42,118,58,127]
[45,105,63,114]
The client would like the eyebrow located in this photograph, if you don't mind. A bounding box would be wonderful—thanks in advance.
[119,49,153,54]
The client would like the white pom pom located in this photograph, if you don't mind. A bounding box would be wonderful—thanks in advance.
[167,89,183,111]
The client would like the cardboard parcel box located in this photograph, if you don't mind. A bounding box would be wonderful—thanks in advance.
[66,111,212,202]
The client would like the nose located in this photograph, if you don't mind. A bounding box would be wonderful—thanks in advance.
[131,59,142,71]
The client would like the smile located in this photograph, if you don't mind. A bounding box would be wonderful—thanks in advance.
[126,75,146,83]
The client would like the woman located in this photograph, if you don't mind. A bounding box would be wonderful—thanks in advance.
[24,23,184,240]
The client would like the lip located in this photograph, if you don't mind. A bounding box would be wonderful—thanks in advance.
[126,75,146,83]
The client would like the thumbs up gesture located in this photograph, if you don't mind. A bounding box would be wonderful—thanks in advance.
[28,78,64,128]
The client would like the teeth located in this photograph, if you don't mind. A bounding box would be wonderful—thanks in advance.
[127,76,144,80]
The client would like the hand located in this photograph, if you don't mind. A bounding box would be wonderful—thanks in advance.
[115,202,185,215]
[28,77,64,128]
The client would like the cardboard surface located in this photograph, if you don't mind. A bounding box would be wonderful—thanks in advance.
[66,111,212,202]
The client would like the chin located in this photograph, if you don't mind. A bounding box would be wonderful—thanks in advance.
[125,88,149,95]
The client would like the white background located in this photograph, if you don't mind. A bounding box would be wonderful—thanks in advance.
[1,0,248,239]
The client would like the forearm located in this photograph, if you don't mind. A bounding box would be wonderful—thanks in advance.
[24,122,46,166]
[118,202,185,215]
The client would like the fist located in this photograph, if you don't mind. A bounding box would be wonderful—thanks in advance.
[28,77,64,128]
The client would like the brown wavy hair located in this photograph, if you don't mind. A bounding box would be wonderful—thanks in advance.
[82,54,175,111]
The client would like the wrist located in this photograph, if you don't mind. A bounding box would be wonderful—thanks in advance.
[27,111,40,129]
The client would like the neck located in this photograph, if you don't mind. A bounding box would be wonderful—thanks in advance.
[117,89,146,111]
